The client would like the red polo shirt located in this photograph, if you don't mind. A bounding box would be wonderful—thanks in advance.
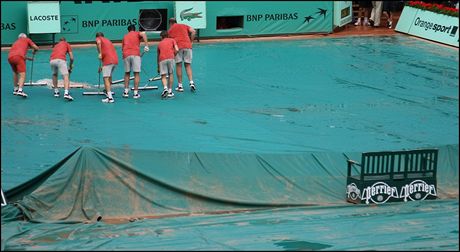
[168,23,192,49]
[96,37,118,65]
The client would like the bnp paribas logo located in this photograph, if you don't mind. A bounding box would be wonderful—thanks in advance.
[61,15,78,33]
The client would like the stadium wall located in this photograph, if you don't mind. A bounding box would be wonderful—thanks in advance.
[1,1,334,46]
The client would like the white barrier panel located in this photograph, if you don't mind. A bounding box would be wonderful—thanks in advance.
[396,6,459,47]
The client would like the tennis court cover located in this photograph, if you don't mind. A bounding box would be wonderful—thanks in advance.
[2,35,458,250]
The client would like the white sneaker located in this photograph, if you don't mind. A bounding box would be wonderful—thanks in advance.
[54,91,60,97]
[16,90,28,98]
[354,18,361,26]
[161,89,168,98]
[133,93,141,99]
[167,92,175,98]
[13,89,18,95]
[102,97,114,103]
[175,86,184,92]
[122,91,129,98]
[64,93,74,101]
[190,83,196,92]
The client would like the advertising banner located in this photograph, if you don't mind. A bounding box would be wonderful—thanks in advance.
[57,1,172,43]
[2,1,334,45]
[396,6,459,47]
[174,1,207,29]
[201,1,333,37]
[27,1,61,34]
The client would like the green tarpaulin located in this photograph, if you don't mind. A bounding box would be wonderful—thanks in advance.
[2,34,458,250]
[2,145,458,250]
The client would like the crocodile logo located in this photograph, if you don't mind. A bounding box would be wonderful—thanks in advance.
[180,7,203,21]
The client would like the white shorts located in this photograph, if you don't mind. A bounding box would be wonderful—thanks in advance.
[50,59,69,75]
[123,55,141,73]
[159,59,175,75]
[102,64,116,78]
[175,49,192,64]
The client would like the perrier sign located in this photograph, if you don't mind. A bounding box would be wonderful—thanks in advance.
[174,1,206,29]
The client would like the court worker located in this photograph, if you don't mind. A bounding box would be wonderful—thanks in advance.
[50,36,75,101]
[96,32,118,103]
[7,33,39,98]
[168,17,197,92]
[157,30,179,98]
[121,24,149,99]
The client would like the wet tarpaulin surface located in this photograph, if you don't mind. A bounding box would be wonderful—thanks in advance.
[1,35,459,250]
[3,145,457,222]
[1,35,458,190]
[1,145,459,250]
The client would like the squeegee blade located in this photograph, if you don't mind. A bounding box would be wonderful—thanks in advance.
[112,76,134,84]
[82,91,115,95]
[24,82,47,86]
[148,76,162,81]
[131,86,158,90]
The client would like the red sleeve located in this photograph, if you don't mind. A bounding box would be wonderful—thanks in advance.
[28,38,36,48]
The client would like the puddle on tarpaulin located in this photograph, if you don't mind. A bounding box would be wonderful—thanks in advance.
[274,239,333,251]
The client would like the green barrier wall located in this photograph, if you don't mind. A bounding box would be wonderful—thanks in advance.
[1,1,27,44]
[1,1,333,45]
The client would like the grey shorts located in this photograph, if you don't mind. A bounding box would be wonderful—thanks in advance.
[159,59,175,75]
[102,64,116,78]
[175,48,192,64]
[123,55,141,73]
[50,59,69,75]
